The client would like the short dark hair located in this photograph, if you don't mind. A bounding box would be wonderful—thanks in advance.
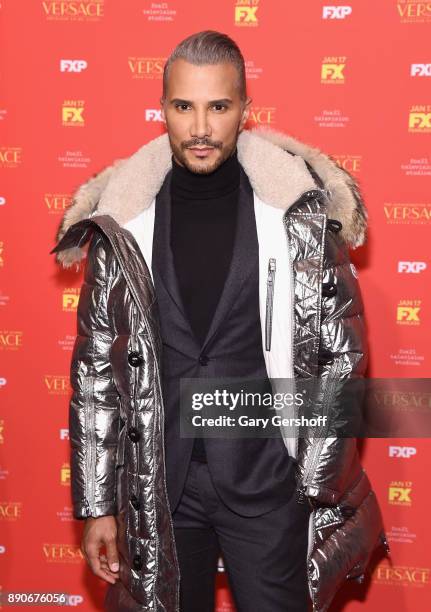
[162,30,247,102]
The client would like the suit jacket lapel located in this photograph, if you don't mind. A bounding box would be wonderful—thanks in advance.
[200,164,258,351]
[152,168,191,322]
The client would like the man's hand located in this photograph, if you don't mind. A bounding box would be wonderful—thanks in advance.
[81,516,120,584]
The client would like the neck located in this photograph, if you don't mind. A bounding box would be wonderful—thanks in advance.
[171,147,240,200]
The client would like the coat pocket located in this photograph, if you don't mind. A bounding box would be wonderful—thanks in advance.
[265,257,276,351]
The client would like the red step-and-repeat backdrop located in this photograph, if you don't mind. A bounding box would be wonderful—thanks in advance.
[1,1,430,610]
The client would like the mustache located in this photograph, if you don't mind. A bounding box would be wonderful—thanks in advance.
[182,138,223,149]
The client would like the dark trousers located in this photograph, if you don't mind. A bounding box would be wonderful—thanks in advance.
[172,460,312,612]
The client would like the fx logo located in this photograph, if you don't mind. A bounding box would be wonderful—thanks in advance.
[397,306,420,322]
[145,109,163,122]
[63,294,79,309]
[0,197,5,206]
[62,107,84,123]
[0,377,6,388]
[235,6,258,24]
[388,487,411,503]
[389,446,417,458]
[398,261,427,273]
[321,64,345,80]
[409,112,431,129]
[410,63,431,77]
[60,59,88,73]
[322,6,352,19]
[60,428,69,440]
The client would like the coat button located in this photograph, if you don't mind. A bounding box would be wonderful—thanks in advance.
[128,427,140,443]
[199,354,209,366]
[128,351,144,367]
[322,282,337,297]
[318,349,334,365]
[327,218,342,233]
[132,553,143,571]
[130,494,141,510]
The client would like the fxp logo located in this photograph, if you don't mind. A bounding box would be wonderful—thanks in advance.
[60,60,88,73]
[410,64,431,77]
[389,446,417,458]
[322,6,352,19]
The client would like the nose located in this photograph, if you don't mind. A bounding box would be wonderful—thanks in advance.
[190,107,211,140]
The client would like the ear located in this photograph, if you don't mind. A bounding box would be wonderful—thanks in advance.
[239,96,252,131]
[159,98,166,123]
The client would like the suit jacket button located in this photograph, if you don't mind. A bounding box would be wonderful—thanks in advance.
[128,427,140,443]
[128,351,144,367]
[199,354,209,366]
[132,554,143,570]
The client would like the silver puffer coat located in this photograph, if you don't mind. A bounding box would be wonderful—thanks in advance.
[51,126,389,612]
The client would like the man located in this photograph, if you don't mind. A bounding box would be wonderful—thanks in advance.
[51,30,388,612]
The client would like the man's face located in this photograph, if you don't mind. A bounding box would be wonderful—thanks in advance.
[160,59,251,174]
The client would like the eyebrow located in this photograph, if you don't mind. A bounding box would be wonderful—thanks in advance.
[169,98,233,105]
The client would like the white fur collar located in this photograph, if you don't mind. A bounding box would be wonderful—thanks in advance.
[54,126,367,267]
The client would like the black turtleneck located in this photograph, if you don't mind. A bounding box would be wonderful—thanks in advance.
[170,148,240,347]
[170,148,241,463]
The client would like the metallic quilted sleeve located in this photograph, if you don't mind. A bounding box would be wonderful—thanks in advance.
[69,231,121,520]
[300,223,370,505]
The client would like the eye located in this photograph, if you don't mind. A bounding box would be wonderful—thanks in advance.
[174,103,191,111]
[212,104,227,111]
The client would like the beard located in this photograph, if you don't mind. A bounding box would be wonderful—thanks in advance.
[168,132,239,175]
